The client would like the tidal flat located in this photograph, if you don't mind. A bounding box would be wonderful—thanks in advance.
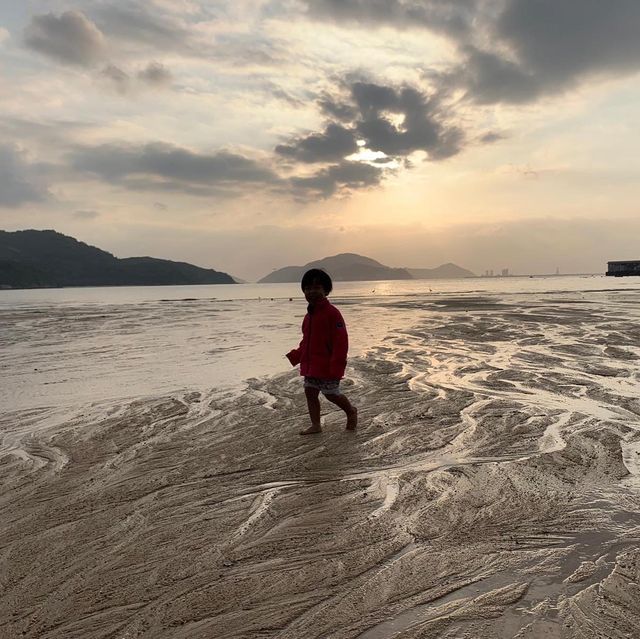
[1,282,640,638]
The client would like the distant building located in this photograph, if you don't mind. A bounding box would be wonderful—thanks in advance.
[607,260,640,276]
[501,268,509,277]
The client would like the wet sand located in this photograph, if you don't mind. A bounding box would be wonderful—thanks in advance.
[1,290,640,638]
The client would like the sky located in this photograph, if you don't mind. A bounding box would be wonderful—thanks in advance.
[1,0,639,281]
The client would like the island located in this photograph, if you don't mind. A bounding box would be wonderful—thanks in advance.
[0,230,235,289]
[259,253,474,283]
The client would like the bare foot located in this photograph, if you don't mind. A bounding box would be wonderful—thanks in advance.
[346,407,358,431]
[299,424,322,435]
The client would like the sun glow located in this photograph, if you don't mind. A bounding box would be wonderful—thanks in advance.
[345,148,400,169]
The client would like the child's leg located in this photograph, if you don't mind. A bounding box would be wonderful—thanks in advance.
[300,386,322,435]
[325,393,358,430]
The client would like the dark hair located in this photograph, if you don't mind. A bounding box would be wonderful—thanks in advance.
[301,268,332,294]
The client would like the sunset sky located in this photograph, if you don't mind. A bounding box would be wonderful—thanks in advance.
[1,1,639,280]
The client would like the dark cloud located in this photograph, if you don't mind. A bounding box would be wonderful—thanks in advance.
[274,78,464,196]
[317,95,358,122]
[453,45,540,104]
[24,10,106,67]
[351,82,399,116]
[137,62,173,87]
[303,1,640,105]
[276,123,359,163]
[0,144,50,207]
[69,142,279,195]
[290,161,383,198]
[479,131,506,144]
[100,64,132,94]
[100,62,172,94]
[495,0,640,92]
[451,2,640,105]
[355,83,463,158]
[280,80,464,167]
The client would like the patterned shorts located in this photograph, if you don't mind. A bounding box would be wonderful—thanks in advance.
[303,377,342,396]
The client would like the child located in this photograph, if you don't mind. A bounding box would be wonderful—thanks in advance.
[286,268,358,434]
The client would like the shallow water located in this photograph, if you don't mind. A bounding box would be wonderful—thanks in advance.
[2,275,638,412]
[1,277,640,638]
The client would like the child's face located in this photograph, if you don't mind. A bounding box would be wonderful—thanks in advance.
[303,280,326,304]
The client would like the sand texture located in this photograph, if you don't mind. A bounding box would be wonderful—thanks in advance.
[1,290,640,638]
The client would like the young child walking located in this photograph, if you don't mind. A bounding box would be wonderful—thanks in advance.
[286,268,358,435]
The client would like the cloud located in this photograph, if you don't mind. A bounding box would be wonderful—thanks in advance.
[301,0,478,38]
[69,142,279,195]
[0,144,50,207]
[264,83,305,107]
[278,79,463,172]
[24,11,106,67]
[100,64,132,94]
[272,78,465,196]
[450,45,540,104]
[137,61,173,87]
[479,131,506,144]
[318,95,358,122]
[290,161,383,198]
[444,1,640,105]
[353,82,463,158]
[276,123,358,163]
[302,1,640,105]
[496,0,640,90]
[94,4,191,52]
[99,62,173,94]
[92,3,287,67]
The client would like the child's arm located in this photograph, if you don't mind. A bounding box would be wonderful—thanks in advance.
[329,310,348,379]
[286,317,305,366]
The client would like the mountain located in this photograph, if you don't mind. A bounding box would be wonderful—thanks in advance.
[0,230,234,289]
[258,253,413,283]
[407,263,475,279]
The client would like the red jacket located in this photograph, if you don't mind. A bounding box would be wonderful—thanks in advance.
[286,297,348,379]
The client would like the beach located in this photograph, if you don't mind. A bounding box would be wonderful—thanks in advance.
[1,279,640,638]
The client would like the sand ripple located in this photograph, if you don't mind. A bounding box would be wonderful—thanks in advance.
[1,290,640,638]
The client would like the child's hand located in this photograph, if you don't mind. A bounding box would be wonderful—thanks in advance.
[285,350,300,366]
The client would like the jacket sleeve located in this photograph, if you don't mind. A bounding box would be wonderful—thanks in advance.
[286,345,301,366]
[328,309,348,379]
[286,318,305,367]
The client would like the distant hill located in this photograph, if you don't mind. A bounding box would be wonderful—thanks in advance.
[407,263,475,279]
[0,230,234,289]
[259,253,475,283]
[258,253,413,283]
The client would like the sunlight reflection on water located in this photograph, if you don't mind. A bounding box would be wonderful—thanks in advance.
[1,276,638,411]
